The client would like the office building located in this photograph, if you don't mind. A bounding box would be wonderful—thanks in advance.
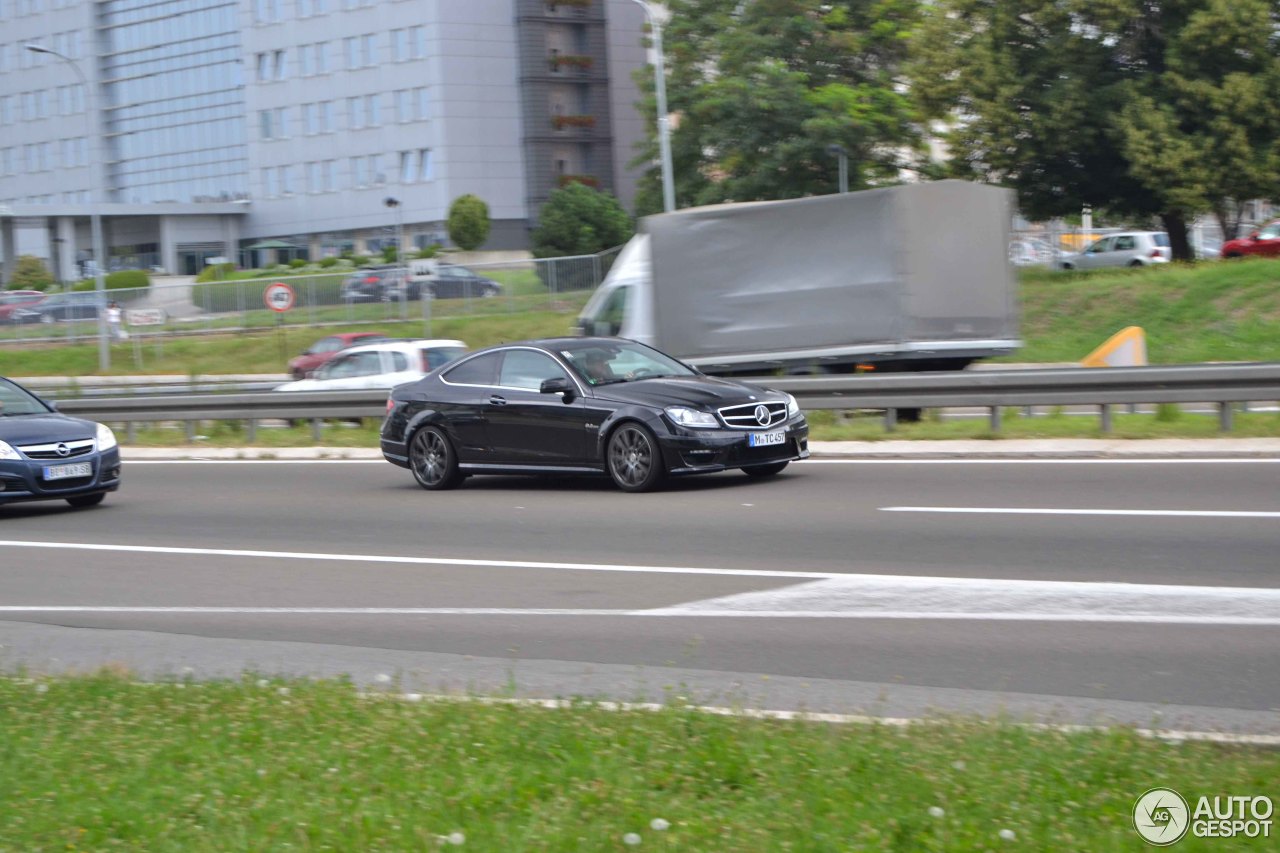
[0,0,647,280]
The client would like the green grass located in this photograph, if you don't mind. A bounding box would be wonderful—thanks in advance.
[1,673,1275,851]
[1009,258,1280,363]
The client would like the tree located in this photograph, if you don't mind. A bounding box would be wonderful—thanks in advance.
[10,255,54,291]
[531,183,633,258]
[631,0,925,214]
[910,0,1280,258]
[447,194,491,251]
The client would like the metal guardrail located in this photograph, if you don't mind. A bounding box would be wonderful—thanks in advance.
[48,363,1280,439]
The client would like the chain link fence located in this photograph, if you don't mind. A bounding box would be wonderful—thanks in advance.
[0,247,622,347]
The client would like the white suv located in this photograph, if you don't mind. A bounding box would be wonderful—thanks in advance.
[275,339,467,391]
[1060,232,1171,270]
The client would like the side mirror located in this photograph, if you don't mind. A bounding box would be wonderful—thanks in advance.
[1251,231,1260,240]
[540,376,574,400]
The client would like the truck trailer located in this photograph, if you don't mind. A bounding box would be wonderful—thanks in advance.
[577,180,1021,376]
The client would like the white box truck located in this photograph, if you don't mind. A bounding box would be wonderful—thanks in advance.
[577,180,1021,376]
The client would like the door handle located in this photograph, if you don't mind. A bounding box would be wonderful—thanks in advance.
[489,395,507,405]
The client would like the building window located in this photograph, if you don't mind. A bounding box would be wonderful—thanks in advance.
[320,101,335,133]
[391,29,407,62]
[323,160,337,192]
[367,94,381,127]
[256,53,270,82]
[418,148,432,182]
[307,161,321,192]
[414,87,429,121]
[344,37,358,70]
[367,153,382,185]
[348,96,365,130]
[350,156,367,188]
[361,33,376,67]
[399,150,413,183]
[410,25,426,59]
[273,49,287,80]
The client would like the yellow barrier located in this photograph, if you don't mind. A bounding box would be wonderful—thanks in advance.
[1082,326,1147,367]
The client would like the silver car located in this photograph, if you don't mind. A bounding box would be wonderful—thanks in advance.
[1060,232,1171,270]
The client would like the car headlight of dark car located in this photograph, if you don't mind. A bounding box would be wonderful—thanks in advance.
[664,406,719,428]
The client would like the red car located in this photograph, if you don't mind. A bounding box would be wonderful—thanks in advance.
[0,290,47,323]
[287,331,390,379]
[1221,220,1280,259]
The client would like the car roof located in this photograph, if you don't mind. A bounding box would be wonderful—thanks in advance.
[337,338,467,356]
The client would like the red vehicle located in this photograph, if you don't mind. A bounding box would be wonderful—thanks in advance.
[0,290,47,323]
[287,331,390,378]
[1221,220,1280,259]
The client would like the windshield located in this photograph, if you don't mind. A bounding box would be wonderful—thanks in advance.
[0,378,51,416]
[560,340,697,387]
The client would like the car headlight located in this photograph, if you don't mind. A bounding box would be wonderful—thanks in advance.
[0,439,19,461]
[785,393,800,418]
[96,423,118,452]
[665,406,719,429]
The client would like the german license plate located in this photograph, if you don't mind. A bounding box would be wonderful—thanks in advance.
[43,462,92,481]
[748,431,785,447]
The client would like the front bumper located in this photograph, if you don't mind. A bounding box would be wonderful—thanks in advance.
[0,448,122,505]
[658,416,809,475]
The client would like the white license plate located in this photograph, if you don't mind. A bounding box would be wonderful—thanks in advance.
[43,462,92,481]
[748,431,785,447]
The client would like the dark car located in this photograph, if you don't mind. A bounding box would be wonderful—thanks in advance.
[0,376,121,508]
[0,290,47,323]
[380,337,809,492]
[16,291,105,324]
[340,267,417,302]
[426,265,501,299]
[288,331,390,379]
[1222,220,1280,259]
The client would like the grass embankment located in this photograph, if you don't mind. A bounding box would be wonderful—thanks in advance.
[1,675,1275,851]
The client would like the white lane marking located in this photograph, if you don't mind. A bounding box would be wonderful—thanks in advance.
[882,506,1280,519]
[646,575,1280,625]
[119,458,1280,465]
[0,606,1276,625]
[0,539,832,580]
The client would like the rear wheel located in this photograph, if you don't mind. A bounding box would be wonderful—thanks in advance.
[1128,260,1143,267]
[742,461,788,478]
[606,423,666,492]
[66,493,105,508]
[409,426,463,490]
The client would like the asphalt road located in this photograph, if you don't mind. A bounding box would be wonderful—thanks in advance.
[1,458,1277,734]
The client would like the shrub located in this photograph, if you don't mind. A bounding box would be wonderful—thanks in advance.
[289,258,308,269]
[10,255,54,290]
[448,194,491,251]
[105,269,150,291]
[352,254,374,267]
[415,244,441,259]
[318,256,339,268]
[195,263,236,283]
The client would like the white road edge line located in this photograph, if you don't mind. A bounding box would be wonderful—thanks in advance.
[372,694,1280,747]
[0,606,1277,625]
[882,507,1280,518]
[120,458,1280,465]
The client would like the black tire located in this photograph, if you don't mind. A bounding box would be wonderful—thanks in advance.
[1060,263,1074,271]
[1128,260,1143,268]
[742,461,788,478]
[606,423,666,493]
[66,493,105,508]
[408,426,463,490]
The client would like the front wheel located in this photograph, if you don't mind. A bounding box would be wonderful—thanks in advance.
[409,426,463,490]
[66,493,105,508]
[742,461,789,478]
[606,423,666,492]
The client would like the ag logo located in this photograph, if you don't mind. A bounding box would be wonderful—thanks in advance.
[1134,788,1190,846]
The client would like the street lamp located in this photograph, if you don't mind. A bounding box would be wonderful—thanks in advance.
[629,0,676,213]
[384,196,407,319]
[826,144,849,194]
[26,42,110,371]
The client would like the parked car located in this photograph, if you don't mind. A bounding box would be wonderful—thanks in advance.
[13,291,106,324]
[1008,238,1065,267]
[1221,220,1280,259]
[0,376,121,508]
[424,265,502,299]
[380,336,809,493]
[0,291,47,323]
[274,339,468,391]
[1059,232,1170,270]
[340,267,417,302]
[287,331,391,379]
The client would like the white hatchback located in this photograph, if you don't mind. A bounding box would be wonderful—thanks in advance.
[274,339,468,391]
[1060,232,1171,270]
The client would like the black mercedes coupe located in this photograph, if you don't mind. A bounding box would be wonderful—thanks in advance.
[381,337,809,492]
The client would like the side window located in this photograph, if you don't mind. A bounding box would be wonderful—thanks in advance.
[1113,235,1135,251]
[422,347,465,371]
[596,285,629,336]
[387,352,409,372]
[499,350,569,391]
[442,351,501,386]
[326,354,355,377]
[1087,237,1112,254]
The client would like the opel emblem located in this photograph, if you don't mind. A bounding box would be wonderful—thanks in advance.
[754,405,770,426]
[55,443,70,457]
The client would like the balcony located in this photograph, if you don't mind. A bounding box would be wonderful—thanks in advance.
[551,114,596,131]
[549,53,594,73]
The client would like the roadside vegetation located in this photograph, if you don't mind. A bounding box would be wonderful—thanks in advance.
[1,673,1275,850]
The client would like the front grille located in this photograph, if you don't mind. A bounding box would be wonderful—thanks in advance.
[17,438,95,460]
[717,401,788,429]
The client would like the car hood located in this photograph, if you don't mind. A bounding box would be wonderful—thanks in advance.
[591,375,783,409]
[0,413,97,444]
